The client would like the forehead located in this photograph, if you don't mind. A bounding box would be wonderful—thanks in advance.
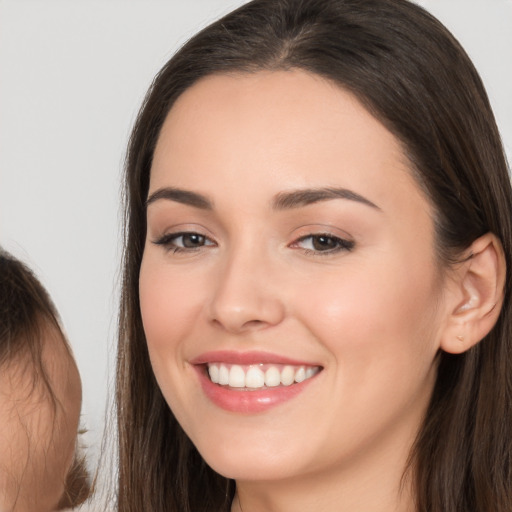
[150,70,429,219]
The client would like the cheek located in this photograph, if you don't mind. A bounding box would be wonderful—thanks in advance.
[139,256,204,355]
[296,253,442,373]
[289,257,443,454]
[139,256,201,420]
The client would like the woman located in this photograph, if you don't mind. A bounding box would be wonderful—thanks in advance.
[0,250,90,511]
[116,0,512,510]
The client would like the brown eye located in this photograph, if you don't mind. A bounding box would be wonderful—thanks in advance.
[181,233,206,248]
[311,235,339,251]
[153,232,215,252]
[292,234,355,254]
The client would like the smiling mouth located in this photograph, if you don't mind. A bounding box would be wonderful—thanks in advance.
[206,363,321,390]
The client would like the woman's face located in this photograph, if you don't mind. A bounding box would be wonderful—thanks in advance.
[140,70,450,483]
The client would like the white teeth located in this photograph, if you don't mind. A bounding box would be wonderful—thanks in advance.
[265,367,281,387]
[206,363,319,389]
[208,364,219,384]
[219,364,230,385]
[229,365,246,388]
[280,365,295,386]
[245,366,265,388]
[294,366,306,383]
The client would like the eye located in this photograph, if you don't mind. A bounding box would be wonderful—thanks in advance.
[291,234,354,254]
[153,232,216,253]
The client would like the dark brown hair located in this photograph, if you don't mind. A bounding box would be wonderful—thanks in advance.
[0,250,90,509]
[117,0,512,510]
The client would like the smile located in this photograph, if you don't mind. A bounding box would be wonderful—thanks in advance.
[207,363,320,389]
[191,351,323,413]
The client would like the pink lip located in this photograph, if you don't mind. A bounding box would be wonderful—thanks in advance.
[190,350,317,366]
[190,351,321,414]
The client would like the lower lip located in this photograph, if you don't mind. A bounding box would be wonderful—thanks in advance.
[194,366,318,413]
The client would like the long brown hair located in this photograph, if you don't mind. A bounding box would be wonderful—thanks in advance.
[117,0,512,510]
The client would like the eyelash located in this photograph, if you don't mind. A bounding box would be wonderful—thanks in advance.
[290,234,355,256]
[153,232,216,253]
[152,232,355,256]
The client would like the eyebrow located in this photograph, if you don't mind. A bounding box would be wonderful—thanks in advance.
[146,187,213,209]
[272,187,381,210]
[145,186,380,212]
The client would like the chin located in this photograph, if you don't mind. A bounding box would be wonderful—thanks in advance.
[203,452,300,482]
[190,427,312,482]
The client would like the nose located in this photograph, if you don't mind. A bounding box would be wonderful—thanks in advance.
[207,247,286,334]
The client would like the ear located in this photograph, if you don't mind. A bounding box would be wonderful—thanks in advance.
[440,233,506,354]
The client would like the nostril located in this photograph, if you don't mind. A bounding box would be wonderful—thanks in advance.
[210,317,267,333]
[243,319,266,329]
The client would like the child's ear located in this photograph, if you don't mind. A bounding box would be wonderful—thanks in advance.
[440,233,506,354]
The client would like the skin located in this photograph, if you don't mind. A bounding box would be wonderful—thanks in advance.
[0,323,82,512]
[139,70,459,512]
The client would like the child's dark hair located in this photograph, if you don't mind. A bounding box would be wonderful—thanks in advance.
[0,249,90,509]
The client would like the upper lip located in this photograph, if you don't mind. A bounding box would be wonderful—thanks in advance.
[190,350,321,367]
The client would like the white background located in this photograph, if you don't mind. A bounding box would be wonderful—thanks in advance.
[1,0,511,472]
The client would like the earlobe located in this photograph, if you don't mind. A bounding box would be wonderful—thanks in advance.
[440,233,506,355]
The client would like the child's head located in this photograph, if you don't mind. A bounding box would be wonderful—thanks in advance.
[0,250,89,511]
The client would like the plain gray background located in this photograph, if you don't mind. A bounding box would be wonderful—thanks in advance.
[1,0,511,473]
